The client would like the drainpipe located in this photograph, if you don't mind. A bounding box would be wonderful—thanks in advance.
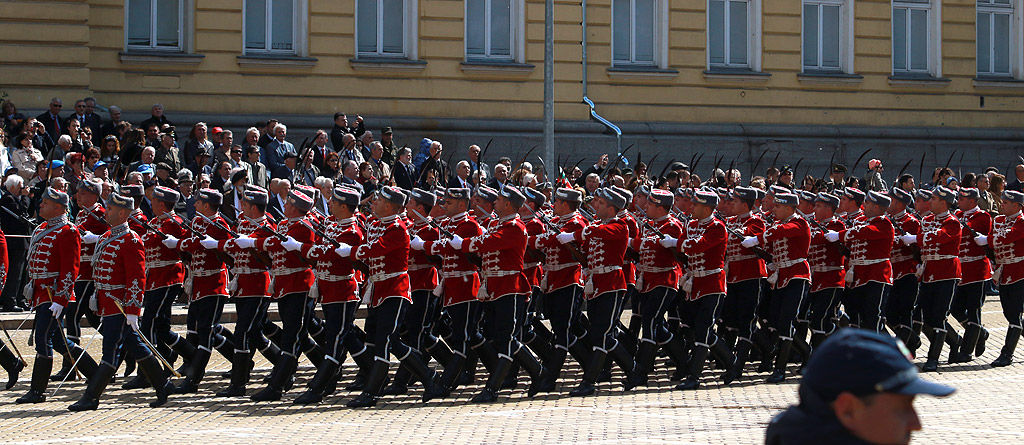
[581,0,624,167]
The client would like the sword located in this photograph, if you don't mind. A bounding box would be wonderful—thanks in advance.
[0,317,25,364]
[52,318,102,395]
[112,299,181,377]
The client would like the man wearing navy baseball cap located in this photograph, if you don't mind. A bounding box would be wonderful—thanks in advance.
[766,329,955,445]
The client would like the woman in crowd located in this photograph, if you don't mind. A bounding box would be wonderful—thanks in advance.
[11,135,42,181]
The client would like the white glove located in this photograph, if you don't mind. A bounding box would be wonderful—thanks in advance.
[449,235,464,250]
[660,236,679,248]
[281,236,303,252]
[199,236,219,249]
[161,235,179,249]
[975,235,988,246]
[126,314,139,331]
[901,234,917,245]
[741,236,759,248]
[234,236,256,249]
[49,302,63,319]
[81,232,100,244]
[410,236,425,251]
[556,232,575,244]
[334,242,352,257]
[824,231,840,242]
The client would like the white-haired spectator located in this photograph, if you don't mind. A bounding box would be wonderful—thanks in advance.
[125,171,143,185]
[314,176,333,214]
[521,173,537,188]
[453,160,472,188]
[487,163,509,189]
[264,123,294,171]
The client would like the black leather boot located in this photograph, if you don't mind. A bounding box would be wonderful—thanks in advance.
[347,359,391,408]
[345,346,375,391]
[710,340,738,384]
[16,355,52,403]
[382,364,413,395]
[251,353,298,402]
[68,362,116,411]
[733,338,753,379]
[50,354,77,382]
[624,341,659,391]
[137,354,174,407]
[259,341,283,367]
[471,341,501,375]
[524,333,557,367]
[174,346,211,394]
[64,345,99,385]
[908,322,924,353]
[425,353,467,401]
[663,335,691,382]
[514,346,552,397]
[752,329,775,372]
[425,340,454,369]
[992,325,1021,367]
[809,332,828,350]
[950,324,982,364]
[214,335,236,362]
[922,328,946,372]
[399,351,439,402]
[569,349,607,397]
[766,339,793,383]
[976,326,990,357]
[0,342,25,390]
[675,345,709,390]
[568,339,592,368]
[471,356,513,403]
[456,351,478,386]
[216,351,254,397]
[537,347,567,391]
[293,356,341,404]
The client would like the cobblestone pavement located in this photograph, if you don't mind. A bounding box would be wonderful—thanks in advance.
[0,297,1021,444]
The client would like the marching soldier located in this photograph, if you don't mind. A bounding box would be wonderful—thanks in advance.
[899,185,961,372]
[740,192,811,383]
[886,188,922,349]
[826,191,894,333]
[68,192,173,410]
[839,188,866,227]
[455,186,551,402]
[17,188,98,404]
[721,186,771,376]
[985,190,1024,367]
[471,186,498,228]
[661,188,737,390]
[120,184,149,236]
[805,192,846,348]
[624,189,685,391]
[291,186,368,404]
[334,186,438,407]
[949,188,993,363]
[519,187,555,367]
[556,187,635,396]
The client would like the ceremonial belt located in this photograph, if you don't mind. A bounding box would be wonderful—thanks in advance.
[921,254,957,262]
[480,269,522,279]
[587,265,622,275]
[637,265,677,274]
[316,271,354,282]
[690,267,724,278]
[960,255,986,263]
[524,261,542,269]
[811,265,843,273]
[369,270,407,282]
[773,258,807,269]
[94,283,124,291]
[233,266,268,275]
[147,260,181,269]
[272,266,309,276]
[190,268,226,278]
[28,271,58,280]
[997,254,1024,265]
[850,258,889,267]
[409,264,435,271]
[543,262,579,272]
[727,254,758,262]
[891,254,915,264]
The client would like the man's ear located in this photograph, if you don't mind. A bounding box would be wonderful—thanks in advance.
[832,392,862,428]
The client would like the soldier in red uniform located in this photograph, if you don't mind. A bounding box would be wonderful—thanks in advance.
[886,188,922,349]
[556,188,635,396]
[805,192,846,347]
[472,186,498,228]
[418,187,486,400]
[291,186,369,404]
[949,188,993,363]
[120,184,149,237]
[661,188,737,389]
[985,190,1024,367]
[900,185,961,372]
[623,189,685,391]
[121,186,193,391]
[0,226,24,389]
[162,188,233,393]
[610,185,640,355]
[68,192,173,410]
[519,187,556,366]
[456,186,551,402]
[335,186,438,407]
[741,192,811,383]
[839,188,866,227]
[17,188,97,404]
[827,191,894,333]
[531,188,589,390]
[720,186,771,376]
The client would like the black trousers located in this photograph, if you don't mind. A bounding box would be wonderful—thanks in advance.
[807,287,843,335]
[586,291,623,352]
[544,285,582,350]
[952,281,986,327]
[188,296,229,350]
[141,285,183,351]
[919,279,958,329]
[233,297,271,353]
[638,287,677,345]
[100,314,152,365]
[66,281,100,343]
[886,275,919,330]
[275,292,313,357]
[364,297,412,361]
[481,293,528,358]
[848,281,890,333]
[445,301,484,356]
[999,280,1024,328]
[401,290,439,352]
[33,303,74,357]
[722,279,764,340]
[321,301,361,360]
[768,280,808,340]
[685,293,725,347]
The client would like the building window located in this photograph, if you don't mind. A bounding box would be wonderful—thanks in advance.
[466,0,525,62]
[244,0,298,54]
[708,0,760,70]
[892,0,939,76]
[126,0,184,51]
[802,0,849,72]
[612,0,659,66]
[977,0,1013,77]
[356,0,408,58]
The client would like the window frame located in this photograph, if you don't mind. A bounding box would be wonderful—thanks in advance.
[242,0,309,56]
[610,0,669,68]
[124,0,193,52]
[706,0,762,71]
[801,0,854,74]
[976,0,1020,78]
[464,0,526,63]
[891,0,942,77]
[355,0,419,59]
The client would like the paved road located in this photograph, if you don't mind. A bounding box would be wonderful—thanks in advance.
[0,298,1019,444]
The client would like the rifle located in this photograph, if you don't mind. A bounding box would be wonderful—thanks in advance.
[957,215,996,262]
[805,215,851,257]
[750,148,771,183]
[716,212,773,261]
[521,204,589,268]
[885,214,922,263]
[633,206,687,264]
[409,207,483,268]
[296,218,370,274]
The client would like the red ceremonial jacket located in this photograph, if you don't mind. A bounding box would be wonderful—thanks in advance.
[27,215,80,307]
[993,211,1024,285]
[916,211,962,283]
[407,217,440,292]
[843,209,867,228]
[464,214,531,301]
[93,223,146,316]
[176,213,231,300]
[956,207,993,285]
[725,212,768,284]
[635,214,684,293]
[758,213,811,289]
[618,209,640,286]
[841,215,894,287]
[75,203,108,281]
[533,211,586,293]
[426,212,482,306]
[128,208,148,237]
[889,211,921,280]
[808,216,846,292]
[257,217,316,299]
[0,230,6,291]
[678,215,728,300]
[142,211,186,291]
[571,216,628,299]
[303,216,363,304]
[222,214,273,298]
[353,214,411,307]
[522,216,545,288]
